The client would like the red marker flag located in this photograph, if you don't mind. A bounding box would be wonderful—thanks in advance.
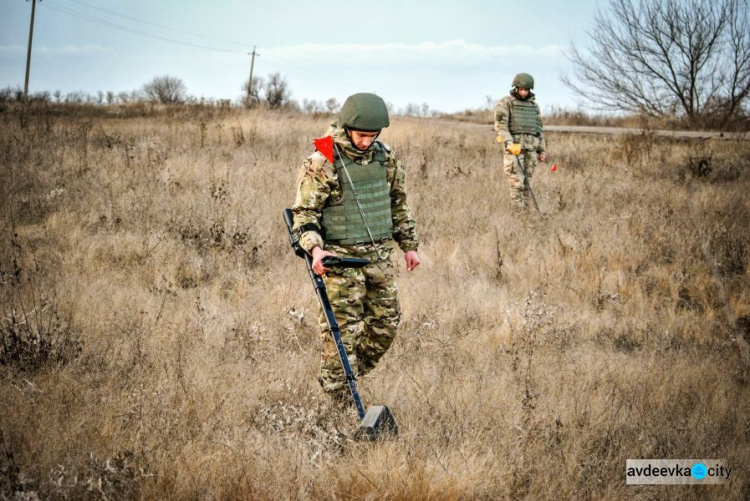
[551,163,558,172]
[313,136,335,164]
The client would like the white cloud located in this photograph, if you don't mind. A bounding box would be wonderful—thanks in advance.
[265,40,563,67]
[254,40,568,112]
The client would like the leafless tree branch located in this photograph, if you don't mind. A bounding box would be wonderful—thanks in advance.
[564,0,750,121]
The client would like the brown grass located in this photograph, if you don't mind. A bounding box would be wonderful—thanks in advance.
[1,105,749,500]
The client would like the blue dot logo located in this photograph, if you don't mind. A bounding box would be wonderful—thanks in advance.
[691,463,707,480]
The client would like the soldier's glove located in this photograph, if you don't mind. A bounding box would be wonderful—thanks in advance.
[507,143,522,156]
[496,134,505,144]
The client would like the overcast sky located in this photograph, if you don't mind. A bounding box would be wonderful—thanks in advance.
[1,0,605,113]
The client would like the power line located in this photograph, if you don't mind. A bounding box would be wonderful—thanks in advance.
[59,0,252,48]
[37,0,348,98]
[41,2,246,54]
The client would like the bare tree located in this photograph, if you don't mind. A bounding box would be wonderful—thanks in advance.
[717,1,750,117]
[302,99,323,113]
[241,76,264,107]
[484,95,495,112]
[65,91,86,104]
[142,75,187,104]
[402,103,420,117]
[31,91,50,103]
[325,97,340,114]
[264,73,290,108]
[0,87,13,102]
[563,0,750,121]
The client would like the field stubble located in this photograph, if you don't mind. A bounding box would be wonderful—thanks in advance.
[1,107,749,499]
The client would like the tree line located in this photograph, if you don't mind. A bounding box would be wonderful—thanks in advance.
[0,73,294,109]
[2,72,439,118]
[4,0,748,126]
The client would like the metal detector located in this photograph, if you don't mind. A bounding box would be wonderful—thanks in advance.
[283,208,397,440]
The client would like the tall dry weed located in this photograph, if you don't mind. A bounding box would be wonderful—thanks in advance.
[1,108,748,499]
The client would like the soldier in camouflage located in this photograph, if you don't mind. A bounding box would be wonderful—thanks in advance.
[292,93,420,404]
[494,73,548,210]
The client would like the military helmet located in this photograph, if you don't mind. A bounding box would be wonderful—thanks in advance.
[338,93,390,131]
[512,73,535,89]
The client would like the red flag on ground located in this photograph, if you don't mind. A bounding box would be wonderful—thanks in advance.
[551,163,558,172]
[313,136,335,163]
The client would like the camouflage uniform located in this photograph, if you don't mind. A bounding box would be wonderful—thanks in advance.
[292,123,418,394]
[495,89,546,209]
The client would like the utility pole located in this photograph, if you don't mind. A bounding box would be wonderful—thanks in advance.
[24,0,40,101]
[246,46,259,104]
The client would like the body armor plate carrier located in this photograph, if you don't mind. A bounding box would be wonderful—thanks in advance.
[509,98,543,135]
[321,144,394,245]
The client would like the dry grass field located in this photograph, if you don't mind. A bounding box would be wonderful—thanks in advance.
[1,104,749,500]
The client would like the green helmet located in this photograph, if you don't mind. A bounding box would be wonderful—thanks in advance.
[338,93,390,131]
[512,73,535,89]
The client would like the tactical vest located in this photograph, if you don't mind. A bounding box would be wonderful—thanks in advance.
[321,144,394,245]
[509,98,542,135]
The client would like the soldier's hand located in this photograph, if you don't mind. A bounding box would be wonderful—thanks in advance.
[539,152,547,162]
[311,246,337,276]
[508,143,522,156]
[405,250,420,271]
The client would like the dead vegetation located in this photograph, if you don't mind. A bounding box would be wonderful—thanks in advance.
[1,106,749,500]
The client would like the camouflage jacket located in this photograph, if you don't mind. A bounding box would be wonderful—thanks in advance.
[494,90,547,154]
[292,123,418,255]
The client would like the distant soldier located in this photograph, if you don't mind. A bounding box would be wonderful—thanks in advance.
[494,73,547,210]
[291,93,420,405]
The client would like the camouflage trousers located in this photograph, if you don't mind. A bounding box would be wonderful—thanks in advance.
[503,150,537,210]
[502,131,542,210]
[318,243,401,394]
